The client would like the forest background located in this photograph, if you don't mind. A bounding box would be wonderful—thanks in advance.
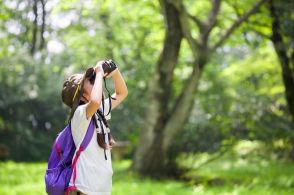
[0,0,293,194]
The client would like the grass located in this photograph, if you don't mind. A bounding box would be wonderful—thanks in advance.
[0,160,193,195]
[112,160,194,195]
[0,162,45,195]
[1,141,294,195]
[179,155,294,195]
[177,140,294,195]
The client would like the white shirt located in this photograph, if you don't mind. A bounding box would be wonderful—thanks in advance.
[69,100,113,195]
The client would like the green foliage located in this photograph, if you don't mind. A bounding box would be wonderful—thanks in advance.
[0,0,293,163]
[0,51,69,160]
[51,0,164,146]
[0,0,164,160]
[172,45,293,156]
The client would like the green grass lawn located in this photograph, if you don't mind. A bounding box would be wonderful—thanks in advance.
[1,145,294,195]
[0,160,193,195]
[178,154,294,195]
[177,141,294,195]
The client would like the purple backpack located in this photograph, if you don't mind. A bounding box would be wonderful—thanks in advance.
[45,119,94,195]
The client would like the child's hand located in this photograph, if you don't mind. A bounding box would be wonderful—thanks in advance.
[108,134,116,149]
[94,60,105,75]
[105,68,118,78]
[109,139,116,147]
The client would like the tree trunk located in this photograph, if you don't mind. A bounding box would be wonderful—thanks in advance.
[269,0,294,121]
[132,0,208,177]
[132,0,268,177]
[132,0,183,177]
[30,0,38,55]
[39,0,46,50]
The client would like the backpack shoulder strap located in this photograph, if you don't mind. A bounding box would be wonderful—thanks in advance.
[70,118,95,189]
[80,118,95,150]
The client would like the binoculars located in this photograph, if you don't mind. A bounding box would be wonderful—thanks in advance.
[102,60,117,75]
[88,60,117,84]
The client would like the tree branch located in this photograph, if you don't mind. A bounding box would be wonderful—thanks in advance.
[211,0,268,51]
[231,1,271,41]
[249,20,271,28]
[170,0,200,54]
[251,28,271,39]
[204,0,221,37]
[187,13,205,30]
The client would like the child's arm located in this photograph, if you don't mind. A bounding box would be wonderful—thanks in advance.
[109,69,128,109]
[85,62,104,119]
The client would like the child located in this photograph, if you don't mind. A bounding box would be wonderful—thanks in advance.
[61,60,128,195]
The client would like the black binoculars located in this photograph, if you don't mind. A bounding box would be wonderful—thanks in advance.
[88,60,117,84]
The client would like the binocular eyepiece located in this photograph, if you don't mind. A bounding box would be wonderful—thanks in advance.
[102,60,117,75]
[88,60,117,84]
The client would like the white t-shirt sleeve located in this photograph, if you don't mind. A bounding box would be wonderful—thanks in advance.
[101,98,111,120]
[71,104,91,145]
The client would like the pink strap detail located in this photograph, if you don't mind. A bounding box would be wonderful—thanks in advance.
[71,146,84,187]
[55,144,61,160]
[65,186,77,195]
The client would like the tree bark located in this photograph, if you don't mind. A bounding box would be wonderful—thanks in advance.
[132,0,183,177]
[269,0,294,121]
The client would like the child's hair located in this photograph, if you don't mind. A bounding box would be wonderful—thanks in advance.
[97,109,109,129]
[96,109,114,152]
